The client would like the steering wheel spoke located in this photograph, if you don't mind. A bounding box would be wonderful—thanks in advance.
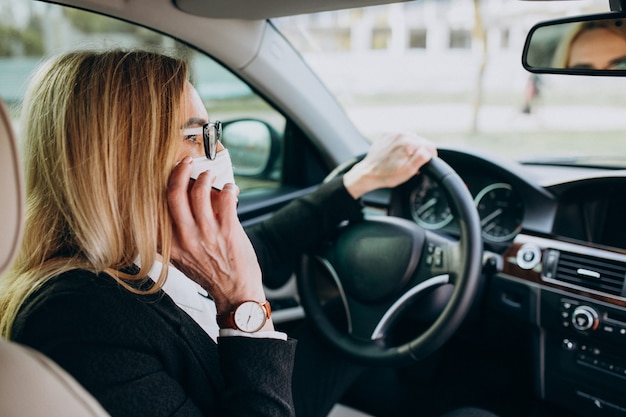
[342,296,396,341]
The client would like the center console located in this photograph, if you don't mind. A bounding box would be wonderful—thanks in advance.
[541,289,626,416]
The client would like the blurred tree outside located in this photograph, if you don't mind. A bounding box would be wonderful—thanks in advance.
[63,7,168,45]
[0,2,178,58]
[0,13,44,56]
[0,3,192,107]
[471,0,488,133]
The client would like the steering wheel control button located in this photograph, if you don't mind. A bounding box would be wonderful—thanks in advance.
[516,244,541,270]
[425,243,435,265]
[571,305,599,331]
[425,243,444,267]
[433,246,444,267]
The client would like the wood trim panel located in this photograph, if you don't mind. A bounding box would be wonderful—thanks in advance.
[501,234,626,308]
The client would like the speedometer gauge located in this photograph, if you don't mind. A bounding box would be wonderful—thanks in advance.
[409,176,453,230]
[474,183,524,242]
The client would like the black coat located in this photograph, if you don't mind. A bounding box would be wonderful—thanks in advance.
[12,177,363,417]
[13,270,296,417]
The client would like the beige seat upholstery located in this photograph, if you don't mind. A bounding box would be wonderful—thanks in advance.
[0,98,110,416]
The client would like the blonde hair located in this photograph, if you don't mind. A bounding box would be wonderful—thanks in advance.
[0,50,189,338]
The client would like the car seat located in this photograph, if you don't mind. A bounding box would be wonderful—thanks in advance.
[0,97,110,416]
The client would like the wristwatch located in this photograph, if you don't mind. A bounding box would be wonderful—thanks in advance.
[216,300,271,333]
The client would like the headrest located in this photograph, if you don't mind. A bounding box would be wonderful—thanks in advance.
[0,99,24,274]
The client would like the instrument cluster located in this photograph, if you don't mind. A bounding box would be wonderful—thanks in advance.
[407,172,525,244]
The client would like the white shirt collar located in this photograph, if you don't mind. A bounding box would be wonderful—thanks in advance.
[145,260,219,341]
[148,261,207,312]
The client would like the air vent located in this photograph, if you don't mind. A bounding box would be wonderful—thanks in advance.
[543,249,626,297]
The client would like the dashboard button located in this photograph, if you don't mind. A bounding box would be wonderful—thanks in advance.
[602,325,615,334]
[562,338,576,351]
[516,244,541,270]
[571,306,599,331]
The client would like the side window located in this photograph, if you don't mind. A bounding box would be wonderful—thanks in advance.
[0,2,285,192]
[190,53,285,190]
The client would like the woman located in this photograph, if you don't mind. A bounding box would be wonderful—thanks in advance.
[553,19,626,69]
[0,49,435,417]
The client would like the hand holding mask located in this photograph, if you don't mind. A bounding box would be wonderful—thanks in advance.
[190,149,235,190]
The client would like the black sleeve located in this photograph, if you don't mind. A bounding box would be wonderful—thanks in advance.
[12,271,296,417]
[218,337,296,417]
[246,176,363,288]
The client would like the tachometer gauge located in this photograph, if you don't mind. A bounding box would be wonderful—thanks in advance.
[409,176,453,230]
[474,183,524,242]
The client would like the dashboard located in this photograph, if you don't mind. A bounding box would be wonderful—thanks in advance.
[404,173,526,243]
[387,148,556,252]
[551,176,626,250]
[270,146,626,417]
[386,148,626,254]
[370,147,626,417]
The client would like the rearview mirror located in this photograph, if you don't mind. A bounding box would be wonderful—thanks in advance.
[523,12,626,75]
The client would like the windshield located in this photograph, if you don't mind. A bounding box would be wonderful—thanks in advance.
[274,0,626,168]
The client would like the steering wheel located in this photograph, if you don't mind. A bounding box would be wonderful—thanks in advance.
[298,156,483,366]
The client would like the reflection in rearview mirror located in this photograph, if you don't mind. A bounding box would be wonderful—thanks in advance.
[523,13,626,74]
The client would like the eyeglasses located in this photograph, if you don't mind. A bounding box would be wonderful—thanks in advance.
[181,121,222,160]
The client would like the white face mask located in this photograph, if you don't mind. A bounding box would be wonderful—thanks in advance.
[190,149,235,190]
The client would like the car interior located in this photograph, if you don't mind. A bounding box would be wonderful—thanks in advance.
[3,0,626,416]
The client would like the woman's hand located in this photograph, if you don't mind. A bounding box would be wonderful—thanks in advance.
[343,132,437,199]
[166,157,269,323]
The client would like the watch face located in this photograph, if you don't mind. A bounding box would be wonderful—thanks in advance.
[233,301,267,332]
